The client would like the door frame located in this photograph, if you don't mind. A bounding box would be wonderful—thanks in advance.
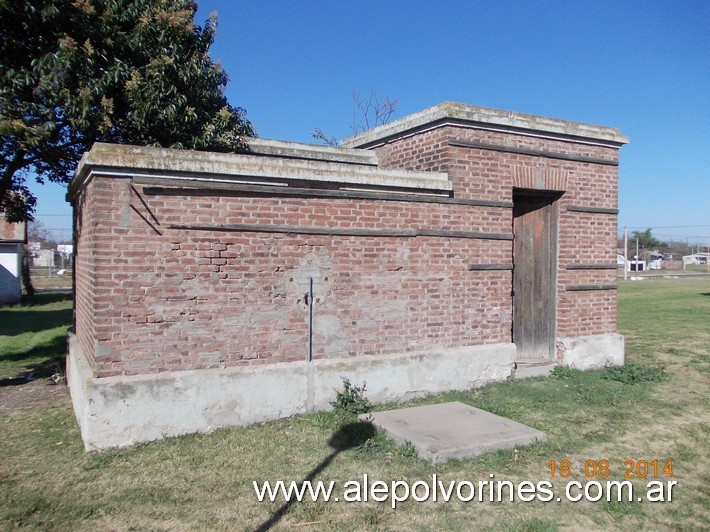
[512,188,562,361]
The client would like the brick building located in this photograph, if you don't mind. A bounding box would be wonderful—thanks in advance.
[67,102,628,450]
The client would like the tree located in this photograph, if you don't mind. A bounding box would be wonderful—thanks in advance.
[349,90,398,134]
[631,229,663,251]
[28,219,54,247]
[311,90,399,146]
[0,0,254,222]
[310,128,338,147]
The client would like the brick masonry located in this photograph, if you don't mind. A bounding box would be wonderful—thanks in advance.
[74,178,515,377]
[68,102,628,449]
[366,124,622,343]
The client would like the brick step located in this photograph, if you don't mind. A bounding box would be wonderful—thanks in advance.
[514,359,557,379]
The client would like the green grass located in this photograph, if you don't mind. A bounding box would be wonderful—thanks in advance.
[0,280,708,530]
[0,292,72,382]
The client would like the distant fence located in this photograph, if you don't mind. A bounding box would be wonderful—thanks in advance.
[29,268,73,291]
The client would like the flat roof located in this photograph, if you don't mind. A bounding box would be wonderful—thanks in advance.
[69,142,452,199]
[341,101,629,148]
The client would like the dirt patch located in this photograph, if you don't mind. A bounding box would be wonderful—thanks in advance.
[0,378,71,411]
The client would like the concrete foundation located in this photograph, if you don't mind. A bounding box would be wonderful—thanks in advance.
[67,103,627,451]
[67,333,516,451]
[558,333,624,370]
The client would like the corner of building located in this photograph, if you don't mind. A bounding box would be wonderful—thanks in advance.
[557,333,624,370]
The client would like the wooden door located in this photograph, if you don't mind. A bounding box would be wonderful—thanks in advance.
[513,193,558,360]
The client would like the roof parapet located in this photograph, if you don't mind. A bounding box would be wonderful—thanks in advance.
[69,142,451,200]
[341,101,629,149]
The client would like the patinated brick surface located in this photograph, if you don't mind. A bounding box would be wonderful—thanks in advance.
[375,124,620,339]
[74,178,513,377]
[72,109,624,378]
[0,221,25,242]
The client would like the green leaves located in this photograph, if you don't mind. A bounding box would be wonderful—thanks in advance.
[1,0,254,221]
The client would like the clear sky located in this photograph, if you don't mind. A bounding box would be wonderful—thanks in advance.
[33,0,709,246]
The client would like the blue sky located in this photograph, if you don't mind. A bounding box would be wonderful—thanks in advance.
[34,0,709,245]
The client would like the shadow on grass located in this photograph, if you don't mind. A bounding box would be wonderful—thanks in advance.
[0,308,73,336]
[255,421,376,531]
[0,335,67,386]
[0,290,72,337]
[0,291,72,385]
[20,291,73,306]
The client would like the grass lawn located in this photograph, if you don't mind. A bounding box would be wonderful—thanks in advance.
[28,269,73,291]
[1,280,708,530]
[0,292,72,383]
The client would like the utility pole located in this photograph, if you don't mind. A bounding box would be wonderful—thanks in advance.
[636,238,639,272]
[624,227,628,280]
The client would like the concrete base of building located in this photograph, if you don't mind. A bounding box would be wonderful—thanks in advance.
[67,332,624,451]
[557,333,625,370]
[67,333,517,451]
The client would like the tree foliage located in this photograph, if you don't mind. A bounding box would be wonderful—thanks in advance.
[631,228,663,251]
[0,0,254,221]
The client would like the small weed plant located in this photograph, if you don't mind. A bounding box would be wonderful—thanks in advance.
[603,361,666,384]
[551,365,579,380]
[395,440,418,459]
[331,377,372,417]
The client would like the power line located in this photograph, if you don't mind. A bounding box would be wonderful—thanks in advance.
[624,224,710,229]
[653,234,709,239]
[617,234,709,240]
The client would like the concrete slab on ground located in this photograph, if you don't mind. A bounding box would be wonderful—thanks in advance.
[360,401,546,463]
[514,359,557,379]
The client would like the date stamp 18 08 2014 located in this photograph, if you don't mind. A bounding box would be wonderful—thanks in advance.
[549,459,674,479]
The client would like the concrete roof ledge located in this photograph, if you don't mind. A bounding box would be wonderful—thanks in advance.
[247,138,378,166]
[341,101,629,148]
[71,142,452,197]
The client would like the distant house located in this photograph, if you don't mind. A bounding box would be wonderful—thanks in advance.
[0,221,26,304]
[649,252,664,270]
[28,242,55,268]
[628,260,646,272]
[683,252,709,266]
[618,251,646,271]
[57,244,74,268]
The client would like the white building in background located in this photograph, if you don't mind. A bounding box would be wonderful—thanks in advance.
[683,252,709,266]
[617,253,626,269]
[28,243,55,268]
[0,221,26,304]
[648,252,664,270]
[627,260,646,272]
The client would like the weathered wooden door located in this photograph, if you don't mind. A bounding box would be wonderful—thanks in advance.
[513,193,558,360]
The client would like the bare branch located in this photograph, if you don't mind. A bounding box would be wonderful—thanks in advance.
[311,128,338,147]
[349,90,399,134]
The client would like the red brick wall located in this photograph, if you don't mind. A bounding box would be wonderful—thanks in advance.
[74,124,621,378]
[73,182,94,372]
[374,125,621,339]
[0,221,25,241]
[75,177,513,377]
